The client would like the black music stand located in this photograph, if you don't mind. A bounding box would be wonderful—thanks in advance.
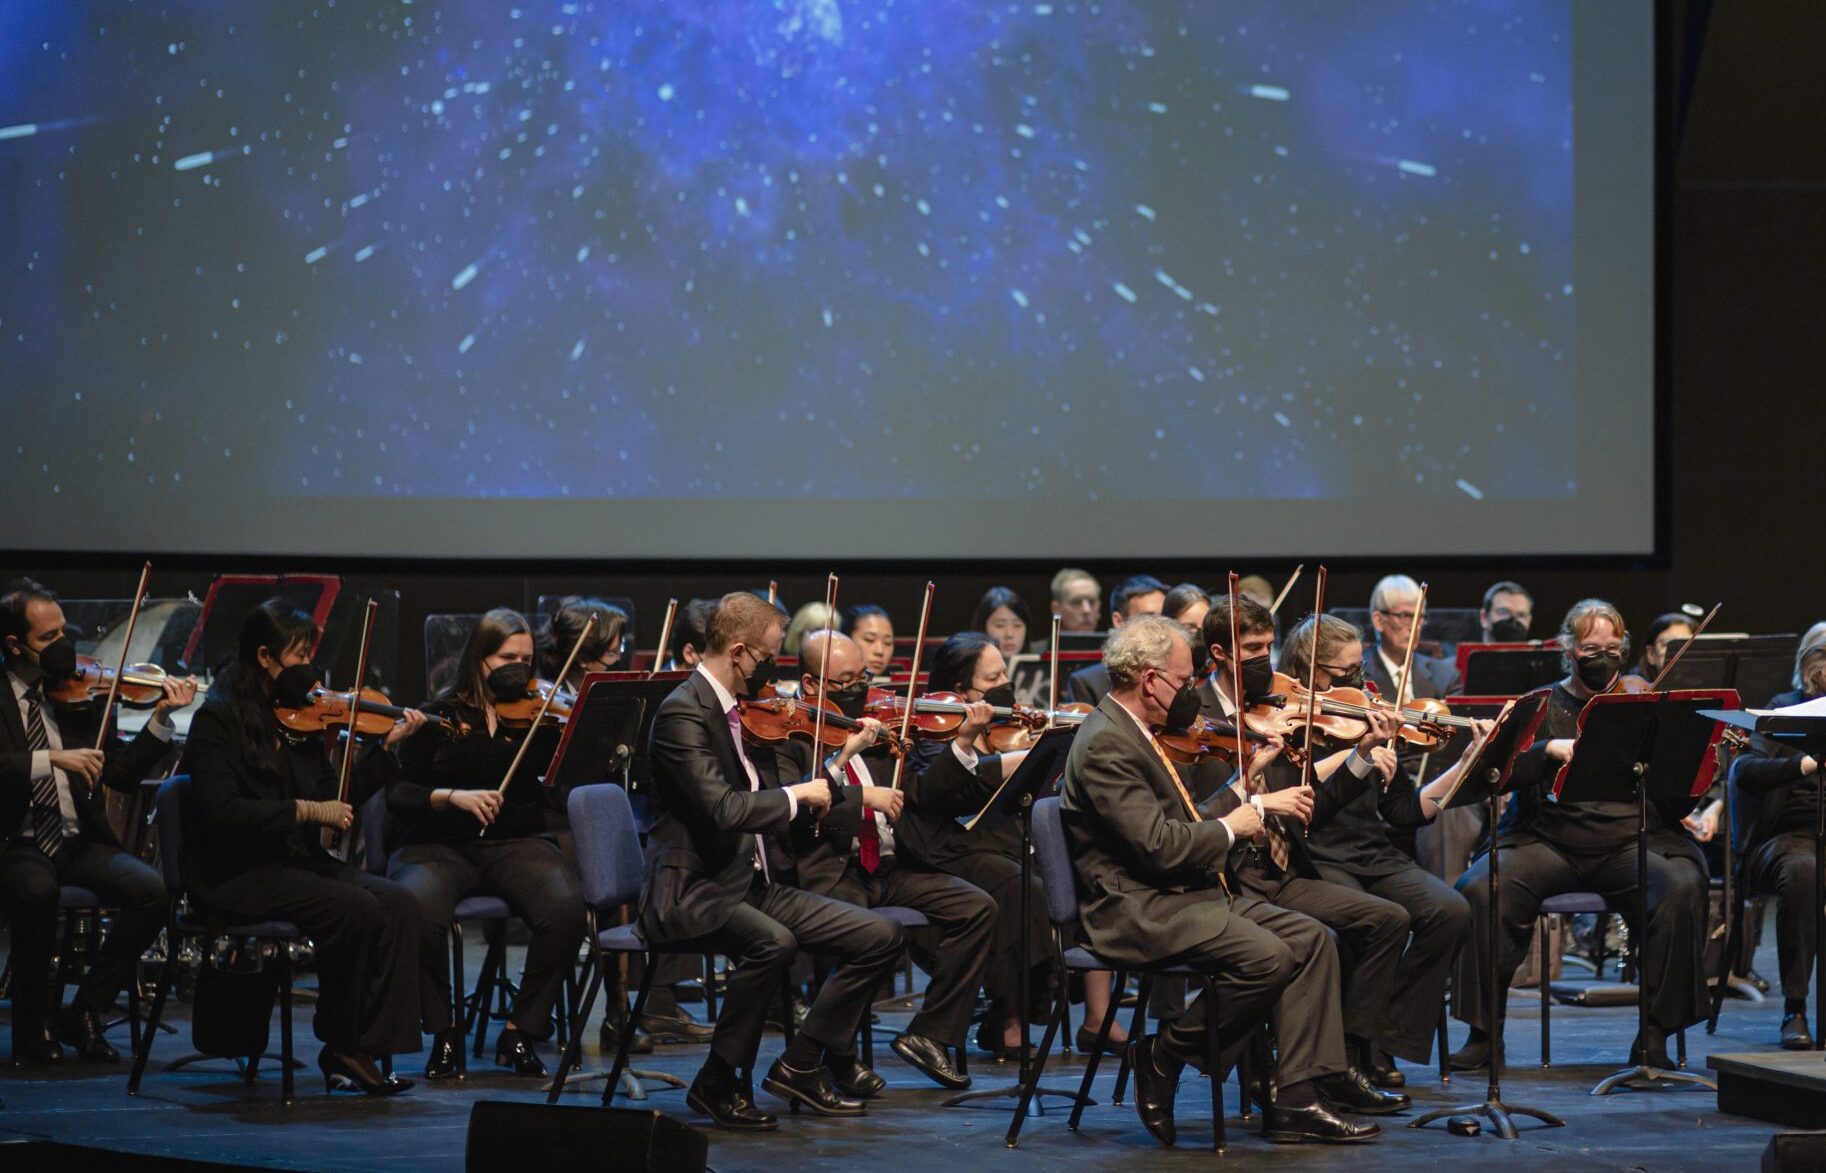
[1410,690,1559,1140]
[1461,645,1565,696]
[1550,690,1735,1095]
[942,727,1091,1116]
[544,673,687,1102]
[1704,706,1826,1061]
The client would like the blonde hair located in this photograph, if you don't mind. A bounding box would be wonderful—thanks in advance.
[1279,615,1363,681]
[782,602,836,656]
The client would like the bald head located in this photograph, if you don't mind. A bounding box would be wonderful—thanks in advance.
[801,630,866,689]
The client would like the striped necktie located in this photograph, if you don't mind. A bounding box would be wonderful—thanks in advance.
[25,684,68,860]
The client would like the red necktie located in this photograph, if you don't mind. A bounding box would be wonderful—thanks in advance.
[849,760,881,874]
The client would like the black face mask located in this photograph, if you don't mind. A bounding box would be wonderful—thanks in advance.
[271,663,319,709]
[1489,617,1529,643]
[1238,653,1275,699]
[1575,651,1624,691]
[1158,675,1203,732]
[826,681,870,720]
[981,683,1016,711]
[740,649,776,696]
[34,635,80,682]
[1328,664,1365,689]
[486,661,534,703]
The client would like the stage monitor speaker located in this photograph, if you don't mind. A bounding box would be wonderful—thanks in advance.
[1763,1131,1826,1173]
[466,1100,708,1172]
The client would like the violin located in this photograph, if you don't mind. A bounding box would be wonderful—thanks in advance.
[1155,715,1274,766]
[276,685,464,739]
[493,679,575,727]
[983,702,1092,752]
[860,691,1074,743]
[739,684,909,758]
[47,655,180,709]
[1249,672,1474,751]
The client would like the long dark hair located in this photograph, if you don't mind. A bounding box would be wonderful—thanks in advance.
[205,598,318,777]
[927,632,995,695]
[970,586,1031,636]
[539,596,628,679]
[446,608,532,708]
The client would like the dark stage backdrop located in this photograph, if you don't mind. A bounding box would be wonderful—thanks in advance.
[1,1,1656,559]
[4,0,1822,698]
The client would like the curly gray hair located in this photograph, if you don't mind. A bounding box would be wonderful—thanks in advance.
[1103,613,1194,689]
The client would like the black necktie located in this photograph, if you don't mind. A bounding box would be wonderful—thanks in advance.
[25,684,68,860]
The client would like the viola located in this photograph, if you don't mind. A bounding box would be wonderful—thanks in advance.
[47,655,180,709]
[492,679,576,727]
[739,684,908,758]
[1155,715,1274,766]
[276,685,464,739]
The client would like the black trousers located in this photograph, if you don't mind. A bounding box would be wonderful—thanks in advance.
[1236,865,1410,1046]
[1454,839,1709,1037]
[1746,833,1819,1004]
[199,862,424,1057]
[1313,862,1470,1062]
[388,836,586,1039]
[931,848,1051,1016]
[826,856,996,1048]
[1,836,166,1045]
[1158,894,1348,1086]
[668,876,904,1071]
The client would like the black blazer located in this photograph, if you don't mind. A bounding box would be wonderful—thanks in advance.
[759,739,986,896]
[389,699,560,845]
[890,737,1010,872]
[640,672,840,942]
[0,676,173,853]
[1730,689,1819,858]
[1066,663,1111,708]
[182,700,398,890]
[1059,695,1236,966]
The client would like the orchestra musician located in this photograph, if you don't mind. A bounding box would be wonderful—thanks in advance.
[1192,597,1412,1113]
[643,591,904,1130]
[1634,612,1696,680]
[1449,599,1711,1071]
[539,596,630,688]
[1059,614,1379,1146]
[665,598,719,672]
[971,586,1031,660]
[1364,575,1460,699]
[1047,568,1102,637]
[843,604,896,682]
[1,578,196,1065]
[754,630,995,1091]
[388,608,587,1079]
[1277,613,1493,1086]
[1479,580,1536,645]
[1730,620,1826,1049]
[1066,574,1168,707]
[184,598,428,1095]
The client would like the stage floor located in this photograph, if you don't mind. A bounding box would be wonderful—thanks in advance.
[0,935,1810,1171]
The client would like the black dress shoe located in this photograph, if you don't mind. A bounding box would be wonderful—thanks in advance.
[1315,1068,1410,1116]
[425,1028,463,1080]
[830,1054,889,1099]
[1448,1032,1491,1072]
[55,1009,119,1063]
[494,1029,548,1077]
[891,1032,969,1090]
[639,1008,714,1044]
[761,1057,867,1117]
[1781,1013,1815,1051]
[600,1019,655,1055]
[1129,1035,1182,1148]
[1628,1026,1671,1069]
[1365,1049,1405,1089]
[1744,968,1771,994]
[1074,1025,1129,1055]
[11,1032,65,1067]
[1263,1101,1381,1144]
[687,1068,779,1131]
[319,1048,411,1096]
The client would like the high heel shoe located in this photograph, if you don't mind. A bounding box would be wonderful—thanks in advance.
[494,1028,548,1077]
[425,1028,463,1080]
[319,1047,413,1096]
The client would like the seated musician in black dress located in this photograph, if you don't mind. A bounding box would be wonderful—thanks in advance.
[389,608,586,1079]
[1731,621,1826,1049]
[185,598,428,1095]
[1450,599,1711,1071]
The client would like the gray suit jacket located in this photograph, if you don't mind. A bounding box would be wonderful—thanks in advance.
[1059,695,1233,967]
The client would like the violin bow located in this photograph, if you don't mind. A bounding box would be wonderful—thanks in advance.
[767,580,779,608]
[648,597,678,680]
[1299,567,1329,807]
[1046,612,1062,728]
[1647,602,1722,690]
[483,613,595,836]
[1267,564,1304,617]
[1390,581,1428,752]
[92,560,152,752]
[809,573,838,773]
[1227,571,1252,795]
[323,598,378,860]
[889,581,935,791]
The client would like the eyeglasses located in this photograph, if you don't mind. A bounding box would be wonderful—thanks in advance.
[1573,643,1625,657]
[1377,609,1418,624]
[1316,662,1359,677]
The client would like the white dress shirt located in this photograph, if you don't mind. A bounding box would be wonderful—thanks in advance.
[10,666,173,839]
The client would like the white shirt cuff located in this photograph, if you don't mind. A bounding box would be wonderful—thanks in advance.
[951,740,979,771]
[786,790,799,819]
[31,749,52,781]
[1219,819,1233,847]
[1347,748,1375,778]
[147,712,176,741]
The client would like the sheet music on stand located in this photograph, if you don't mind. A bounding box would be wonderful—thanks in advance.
[1550,689,1738,821]
[546,671,691,824]
[1440,691,1551,811]
[959,726,1076,832]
